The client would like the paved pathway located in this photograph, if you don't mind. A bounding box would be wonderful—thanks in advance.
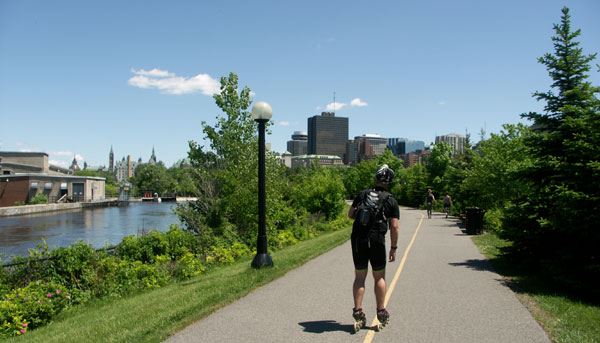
[165,208,551,343]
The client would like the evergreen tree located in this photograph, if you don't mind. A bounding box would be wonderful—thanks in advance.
[504,7,599,289]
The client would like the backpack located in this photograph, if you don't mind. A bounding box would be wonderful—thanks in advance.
[427,194,434,204]
[355,189,390,235]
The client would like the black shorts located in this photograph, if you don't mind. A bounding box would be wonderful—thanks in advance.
[351,235,386,271]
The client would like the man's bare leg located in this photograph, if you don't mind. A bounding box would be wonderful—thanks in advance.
[373,269,386,310]
[353,269,368,309]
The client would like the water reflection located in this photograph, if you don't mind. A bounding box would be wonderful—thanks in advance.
[0,202,181,260]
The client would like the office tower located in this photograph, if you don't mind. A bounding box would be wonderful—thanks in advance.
[307,112,348,160]
[435,134,466,155]
[347,134,388,165]
[286,131,308,156]
[388,138,425,155]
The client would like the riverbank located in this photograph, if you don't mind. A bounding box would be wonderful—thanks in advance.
[0,197,197,217]
[3,224,352,342]
[0,200,120,217]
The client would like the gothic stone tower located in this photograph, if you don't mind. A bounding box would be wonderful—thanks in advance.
[109,146,114,173]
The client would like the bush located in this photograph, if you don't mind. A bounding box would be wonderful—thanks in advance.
[172,252,205,280]
[0,281,71,338]
[28,194,48,205]
[482,208,503,234]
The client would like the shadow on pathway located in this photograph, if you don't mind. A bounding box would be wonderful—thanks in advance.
[298,320,354,334]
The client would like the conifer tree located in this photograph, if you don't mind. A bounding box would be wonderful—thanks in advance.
[504,7,599,288]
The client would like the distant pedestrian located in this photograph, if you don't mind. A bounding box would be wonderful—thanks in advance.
[347,164,399,332]
[443,192,452,218]
[425,189,435,219]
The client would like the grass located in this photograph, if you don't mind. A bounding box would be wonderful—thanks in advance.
[472,233,600,343]
[7,225,352,343]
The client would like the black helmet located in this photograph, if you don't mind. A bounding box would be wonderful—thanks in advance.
[375,164,394,184]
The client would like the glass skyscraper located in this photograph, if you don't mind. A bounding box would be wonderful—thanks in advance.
[307,112,349,160]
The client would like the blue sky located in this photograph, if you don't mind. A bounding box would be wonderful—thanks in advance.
[1,0,599,168]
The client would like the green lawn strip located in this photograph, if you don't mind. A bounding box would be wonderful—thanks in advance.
[472,233,600,343]
[7,226,351,343]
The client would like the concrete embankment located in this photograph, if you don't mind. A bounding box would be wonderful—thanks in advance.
[0,200,120,217]
[0,198,197,217]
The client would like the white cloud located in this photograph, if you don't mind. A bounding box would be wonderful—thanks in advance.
[130,68,174,78]
[49,159,69,168]
[18,148,34,152]
[52,151,74,156]
[128,68,220,95]
[249,91,256,96]
[350,98,368,107]
[279,121,290,126]
[325,102,347,111]
[439,100,447,105]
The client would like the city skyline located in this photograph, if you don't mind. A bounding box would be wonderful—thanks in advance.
[1,1,599,168]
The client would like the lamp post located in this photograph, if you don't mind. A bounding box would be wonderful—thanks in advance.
[251,101,274,268]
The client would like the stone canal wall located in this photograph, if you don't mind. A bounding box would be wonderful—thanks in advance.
[0,198,196,217]
[0,200,119,217]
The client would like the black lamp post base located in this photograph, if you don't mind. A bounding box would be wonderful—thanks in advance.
[251,253,274,268]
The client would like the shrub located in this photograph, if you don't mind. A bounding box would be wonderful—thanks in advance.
[276,231,298,248]
[0,281,71,338]
[482,208,503,234]
[172,252,205,280]
[49,241,101,302]
[29,194,48,205]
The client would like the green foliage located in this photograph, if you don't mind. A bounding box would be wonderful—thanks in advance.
[459,124,532,211]
[291,165,345,220]
[181,72,297,252]
[482,208,503,234]
[130,163,172,196]
[173,252,205,280]
[0,281,71,338]
[504,7,600,289]
[168,167,199,196]
[28,194,47,205]
[396,163,428,207]
[426,142,453,191]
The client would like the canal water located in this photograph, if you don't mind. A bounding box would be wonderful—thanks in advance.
[0,202,182,260]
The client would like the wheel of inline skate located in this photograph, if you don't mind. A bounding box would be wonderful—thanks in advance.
[354,322,360,333]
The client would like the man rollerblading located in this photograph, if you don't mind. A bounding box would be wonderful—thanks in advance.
[348,164,400,333]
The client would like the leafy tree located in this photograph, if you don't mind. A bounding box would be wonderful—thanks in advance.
[291,165,345,220]
[426,142,453,193]
[443,124,531,223]
[177,73,294,248]
[341,166,360,199]
[396,163,428,207]
[458,124,532,214]
[131,163,172,196]
[504,7,600,288]
[167,167,199,196]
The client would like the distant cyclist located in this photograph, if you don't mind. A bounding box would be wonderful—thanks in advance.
[347,164,399,332]
[443,192,452,218]
[425,189,435,219]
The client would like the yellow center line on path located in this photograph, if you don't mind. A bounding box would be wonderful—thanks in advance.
[363,213,425,343]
